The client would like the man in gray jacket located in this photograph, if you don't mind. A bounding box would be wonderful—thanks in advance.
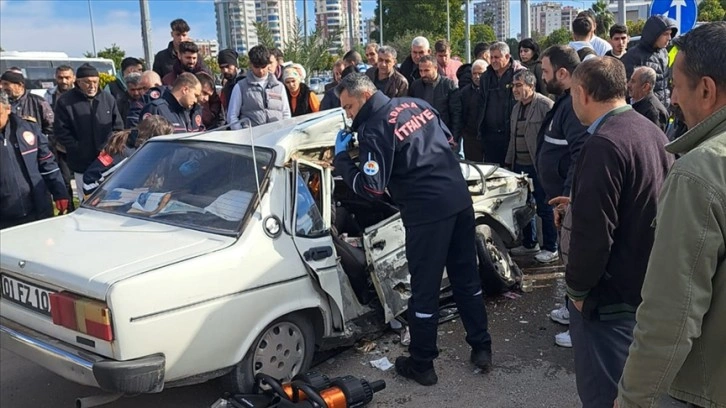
[227,45,291,129]
[504,70,557,263]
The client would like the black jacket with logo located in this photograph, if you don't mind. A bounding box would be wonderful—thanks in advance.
[333,92,470,226]
[535,91,590,200]
[54,87,124,173]
[1,114,68,223]
[139,90,204,134]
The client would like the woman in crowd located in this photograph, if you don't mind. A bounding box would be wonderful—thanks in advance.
[282,64,320,117]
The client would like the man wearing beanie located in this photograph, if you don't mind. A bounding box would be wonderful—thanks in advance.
[54,63,123,201]
[1,70,54,138]
[218,48,243,112]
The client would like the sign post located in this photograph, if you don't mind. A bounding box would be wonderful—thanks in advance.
[650,0,698,35]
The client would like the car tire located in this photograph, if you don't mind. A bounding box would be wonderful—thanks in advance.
[221,313,315,394]
[475,224,521,295]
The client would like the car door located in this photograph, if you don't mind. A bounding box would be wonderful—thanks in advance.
[290,159,346,329]
[362,213,410,323]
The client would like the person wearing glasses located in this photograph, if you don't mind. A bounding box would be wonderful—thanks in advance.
[53,63,123,202]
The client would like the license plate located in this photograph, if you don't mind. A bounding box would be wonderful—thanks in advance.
[0,274,54,316]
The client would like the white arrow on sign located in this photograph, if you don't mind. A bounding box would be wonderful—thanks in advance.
[671,0,688,31]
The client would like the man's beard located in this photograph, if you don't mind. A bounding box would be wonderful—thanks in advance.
[223,71,236,81]
[545,77,564,95]
[422,76,435,84]
[183,64,195,72]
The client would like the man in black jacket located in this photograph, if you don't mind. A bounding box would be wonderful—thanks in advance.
[140,73,203,134]
[115,72,146,128]
[153,18,191,78]
[0,91,69,229]
[621,15,677,107]
[218,49,242,113]
[628,66,669,131]
[408,55,461,150]
[536,45,590,267]
[1,70,54,137]
[54,64,123,201]
[161,41,209,86]
[333,73,493,386]
[399,36,431,85]
[459,59,487,161]
[564,57,673,408]
[477,42,526,166]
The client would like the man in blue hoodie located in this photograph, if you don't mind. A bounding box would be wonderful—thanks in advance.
[621,15,677,108]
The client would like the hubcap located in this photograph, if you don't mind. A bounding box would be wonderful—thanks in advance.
[486,239,509,278]
[252,321,306,381]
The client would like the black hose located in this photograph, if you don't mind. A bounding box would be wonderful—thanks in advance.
[254,373,291,401]
[290,381,327,408]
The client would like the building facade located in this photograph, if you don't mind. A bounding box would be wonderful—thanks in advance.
[193,39,220,58]
[363,17,377,44]
[256,0,296,48]
[315,0,362,53]
[530,2,582,37]
[215,0,258,54]
[607,0,651,22]
[474,0,510,41]
[215,0,296,54]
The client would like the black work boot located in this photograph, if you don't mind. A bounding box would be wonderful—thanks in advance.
[395,356,438,386]
[470,348,493,372]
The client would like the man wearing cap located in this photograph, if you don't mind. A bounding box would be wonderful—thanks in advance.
[54,63,123,202]
[0,70,54,138]
[218,48,243,112]
[0,90,69,229]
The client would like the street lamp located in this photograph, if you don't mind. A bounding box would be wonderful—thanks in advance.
[88,0,97,57]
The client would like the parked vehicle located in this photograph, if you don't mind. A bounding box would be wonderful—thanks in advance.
[308,77,325,94]
[0,51,116,97]
[0,110,533,396]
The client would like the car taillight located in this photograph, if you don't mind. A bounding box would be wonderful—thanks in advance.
[49,292,113,341]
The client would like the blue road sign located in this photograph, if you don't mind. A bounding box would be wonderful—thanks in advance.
[650,0,698,35]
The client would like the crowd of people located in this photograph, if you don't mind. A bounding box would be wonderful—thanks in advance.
[0,10,724,408]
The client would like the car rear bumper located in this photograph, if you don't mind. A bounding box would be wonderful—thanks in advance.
[0,318,165,393]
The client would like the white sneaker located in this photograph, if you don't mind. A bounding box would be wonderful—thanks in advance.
[510,244,540,256]
[535,250,559,264]
[555,330,572,348]
[550,306,570,325]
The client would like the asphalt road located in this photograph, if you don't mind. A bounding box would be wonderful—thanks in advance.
[0,261,684,408]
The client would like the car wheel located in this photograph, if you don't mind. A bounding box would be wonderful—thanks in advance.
[221,313,315,394]
[475,224,521,295]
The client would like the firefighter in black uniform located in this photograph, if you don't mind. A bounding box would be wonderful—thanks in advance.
[333,73,493,386]
[139,72,203,133]
[0,91,69,229]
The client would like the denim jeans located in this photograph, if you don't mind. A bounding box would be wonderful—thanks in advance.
[513,164,558,252]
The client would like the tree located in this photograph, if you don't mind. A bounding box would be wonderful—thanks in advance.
[626,19,646,37]
[374,0,466,54]
[505,38,520,58]
[542,28,572,49]
[698,0,726,21]
[96,44,126,72]
[592,0,615,38]
[388,29,436,64]
[204,56,220,78]
[254,22,277,50]
[282,19,340,76]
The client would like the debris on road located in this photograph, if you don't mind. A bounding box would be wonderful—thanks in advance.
[370,357,394,371]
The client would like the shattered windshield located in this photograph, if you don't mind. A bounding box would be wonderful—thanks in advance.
[84,141,274,235]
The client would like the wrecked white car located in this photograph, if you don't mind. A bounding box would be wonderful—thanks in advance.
[0,110,533,396]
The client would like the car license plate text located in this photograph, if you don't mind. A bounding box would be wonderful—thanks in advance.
[1,274,53,316]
